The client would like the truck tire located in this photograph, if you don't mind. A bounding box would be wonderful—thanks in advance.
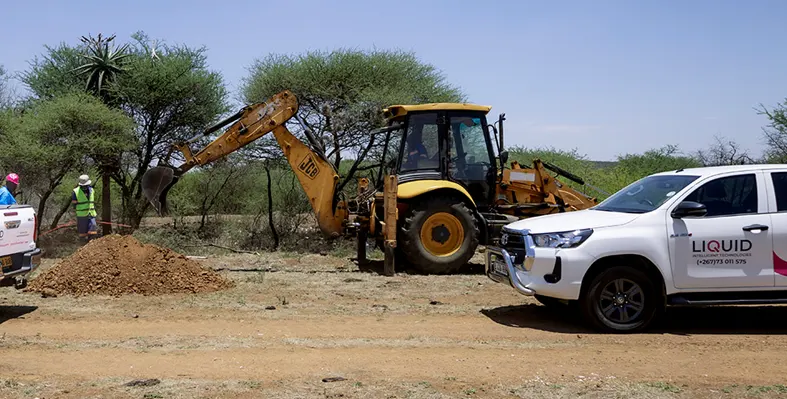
[580,266,660,333]
[399,196,479,274]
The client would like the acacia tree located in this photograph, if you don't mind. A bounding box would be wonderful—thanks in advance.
[0,93,134,230]
[241,48,464,191]
[107,32,229,228]
[20,43,86,101]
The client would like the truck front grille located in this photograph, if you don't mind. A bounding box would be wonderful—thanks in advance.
[500,230,527,265]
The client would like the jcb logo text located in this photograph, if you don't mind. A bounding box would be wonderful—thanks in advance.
[298,154,320,179]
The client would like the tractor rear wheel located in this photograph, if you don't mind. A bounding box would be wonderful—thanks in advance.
[399,196,479,274]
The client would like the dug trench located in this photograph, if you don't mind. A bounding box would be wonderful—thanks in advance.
[1,247,787,398]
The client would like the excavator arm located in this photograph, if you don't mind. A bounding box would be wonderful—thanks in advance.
[141,90,347,237]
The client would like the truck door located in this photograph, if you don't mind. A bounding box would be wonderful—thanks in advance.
[668,171,774,289]
[764,169,787,287]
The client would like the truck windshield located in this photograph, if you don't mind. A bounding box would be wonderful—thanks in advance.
[594,174,699,214]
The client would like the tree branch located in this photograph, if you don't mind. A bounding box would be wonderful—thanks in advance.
[336,134,376,193]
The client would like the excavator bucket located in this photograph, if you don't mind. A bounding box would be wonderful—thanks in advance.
[141,166,180,216]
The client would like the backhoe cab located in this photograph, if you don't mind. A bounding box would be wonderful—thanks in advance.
[141,90,598,275]
[361,103,598,274]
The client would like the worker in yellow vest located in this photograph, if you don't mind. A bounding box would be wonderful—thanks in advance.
[71,175,98,241]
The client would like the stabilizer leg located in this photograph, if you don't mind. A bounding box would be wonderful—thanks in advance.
[382,175,398,276]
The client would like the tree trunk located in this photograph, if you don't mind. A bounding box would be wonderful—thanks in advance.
[114,179,147,230]
[265,162,279,250]
[199,199,208,231]
[50,196,72,230]
[36,189,54,233]
[102,169,112,235]
[130,205,144,230]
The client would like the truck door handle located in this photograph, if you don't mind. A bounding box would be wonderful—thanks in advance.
[742,224,769,232]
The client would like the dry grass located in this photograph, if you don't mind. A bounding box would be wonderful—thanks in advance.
[4,251,787,398]
[1,376,783,399]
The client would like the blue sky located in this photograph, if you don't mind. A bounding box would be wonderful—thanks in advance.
[2,0,786,161]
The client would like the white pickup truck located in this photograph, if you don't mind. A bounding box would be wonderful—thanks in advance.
[486,164,787,333]
[0,205,41,289]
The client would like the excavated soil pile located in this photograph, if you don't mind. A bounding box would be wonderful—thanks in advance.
[29,234,234,296]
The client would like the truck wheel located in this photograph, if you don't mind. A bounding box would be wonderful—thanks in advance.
[399,196,479,274]
[580,266,660,333]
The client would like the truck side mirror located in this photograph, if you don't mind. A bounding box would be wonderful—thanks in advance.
[500,151,509,166]
[671,201,707,218]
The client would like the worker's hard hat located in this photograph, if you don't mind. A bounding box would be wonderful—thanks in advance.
[5,173,19,185]
[78,175,92,186]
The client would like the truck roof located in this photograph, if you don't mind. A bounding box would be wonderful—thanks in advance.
[652,164,787,178]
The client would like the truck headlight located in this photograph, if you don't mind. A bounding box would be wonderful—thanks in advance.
[532,229,593,248]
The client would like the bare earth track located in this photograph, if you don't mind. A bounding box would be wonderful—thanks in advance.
[2,250,787,398]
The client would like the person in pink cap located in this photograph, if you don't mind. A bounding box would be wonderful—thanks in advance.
[0,173,19,205]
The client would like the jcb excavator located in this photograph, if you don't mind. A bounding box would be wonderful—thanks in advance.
[141,90,599,275]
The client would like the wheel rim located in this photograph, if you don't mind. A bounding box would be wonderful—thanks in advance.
[420,212,464,257]
[598,278,644,324]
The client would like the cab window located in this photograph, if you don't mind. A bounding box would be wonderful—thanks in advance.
[400,113,439,172]
[449,116,492,181]
[683,174,758,217]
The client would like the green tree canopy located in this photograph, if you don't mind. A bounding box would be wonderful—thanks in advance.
[0,92,134,228]
[20,32,230,227]
[108,32,229,227]
[758,100,787,163]
[20,43,86,100]
[241,48,464,188]
[615,145,701,177]
[0,65,12,109]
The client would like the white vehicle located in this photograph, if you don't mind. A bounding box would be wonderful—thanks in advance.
[0,205,41,289]
[486,164,787,333]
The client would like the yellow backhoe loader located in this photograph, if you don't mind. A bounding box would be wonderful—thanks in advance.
[141,90,599,275]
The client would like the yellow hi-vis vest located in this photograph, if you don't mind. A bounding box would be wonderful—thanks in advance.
[73,187,97,217]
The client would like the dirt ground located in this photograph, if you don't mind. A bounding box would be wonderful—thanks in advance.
[3,250,787,399]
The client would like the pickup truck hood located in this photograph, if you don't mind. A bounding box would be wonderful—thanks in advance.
[503,209,640,234]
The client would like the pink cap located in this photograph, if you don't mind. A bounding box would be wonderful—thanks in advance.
[6,173,19,185]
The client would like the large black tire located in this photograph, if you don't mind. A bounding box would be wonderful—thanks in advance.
[580,266,662,333]
[399,196,479,274]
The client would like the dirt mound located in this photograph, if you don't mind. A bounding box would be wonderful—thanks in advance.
[29,234,234,296]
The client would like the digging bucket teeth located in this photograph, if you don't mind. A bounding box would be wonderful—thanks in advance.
[141,166,181,216]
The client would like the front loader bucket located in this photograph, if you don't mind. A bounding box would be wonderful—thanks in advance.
[141,166,180,216]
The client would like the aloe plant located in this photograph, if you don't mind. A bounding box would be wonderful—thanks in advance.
[73,33,131,102]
